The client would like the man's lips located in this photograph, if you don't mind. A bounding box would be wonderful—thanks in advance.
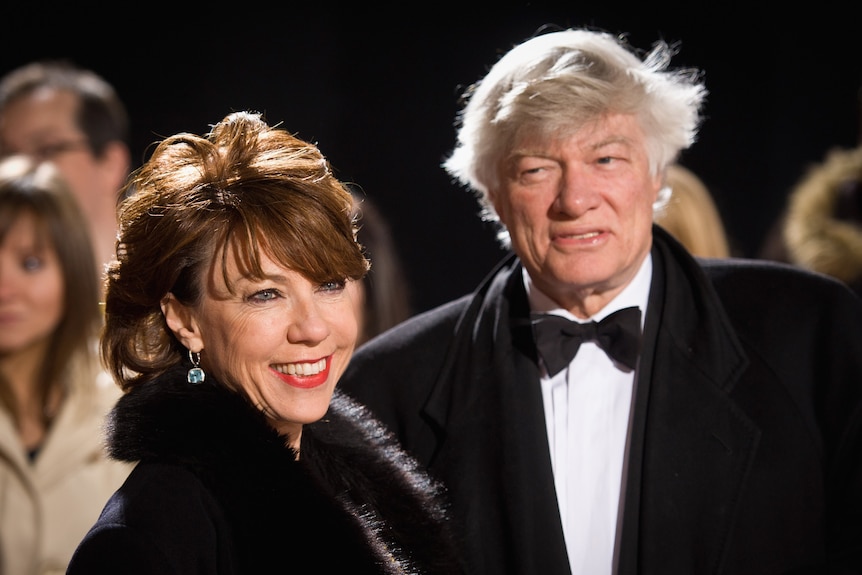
[553,229,606,244]
[559,230,601,240]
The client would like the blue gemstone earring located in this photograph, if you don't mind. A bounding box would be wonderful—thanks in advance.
[187,349,205,384]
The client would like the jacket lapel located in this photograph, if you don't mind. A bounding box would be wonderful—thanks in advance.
[424,253,571,573]
[419,230,758,575]
[619,229,755,574]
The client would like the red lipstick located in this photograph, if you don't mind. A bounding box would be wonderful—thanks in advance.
[271,355,331,389]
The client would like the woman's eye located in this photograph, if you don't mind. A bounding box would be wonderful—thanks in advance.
[22,255,43,272]
[319,279,346,294]
[249,288,280,302]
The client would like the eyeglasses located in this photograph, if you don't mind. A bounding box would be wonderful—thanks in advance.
[29,139,91,161]
[0,139,91,162]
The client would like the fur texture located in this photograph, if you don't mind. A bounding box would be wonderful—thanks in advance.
[784,145,862,293]
[98,365,465,574]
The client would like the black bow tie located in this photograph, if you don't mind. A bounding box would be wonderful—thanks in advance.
[531,306,642,376]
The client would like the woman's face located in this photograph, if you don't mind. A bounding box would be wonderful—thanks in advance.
[0,212,64,358]
[163,242,361,447]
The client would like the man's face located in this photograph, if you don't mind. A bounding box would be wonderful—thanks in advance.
[0,87,106,217]
[491,113,662,317]
[0,86,131,280]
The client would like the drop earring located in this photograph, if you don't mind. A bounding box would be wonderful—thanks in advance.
[187,349,205,384]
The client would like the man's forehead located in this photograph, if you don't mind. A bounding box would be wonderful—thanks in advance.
[0,89,80,143]
[513,126,641,158]
[4,86,77,116]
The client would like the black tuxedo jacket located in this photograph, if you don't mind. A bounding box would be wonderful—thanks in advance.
[339,227,862,575]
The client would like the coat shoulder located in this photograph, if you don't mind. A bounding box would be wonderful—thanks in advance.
[700,257,860,310]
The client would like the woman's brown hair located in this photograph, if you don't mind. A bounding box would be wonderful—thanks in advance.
[102,111,369,391]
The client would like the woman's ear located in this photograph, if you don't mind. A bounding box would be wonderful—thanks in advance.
[160,293,203,352]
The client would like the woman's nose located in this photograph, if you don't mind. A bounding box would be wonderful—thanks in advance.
[285,300,330,344]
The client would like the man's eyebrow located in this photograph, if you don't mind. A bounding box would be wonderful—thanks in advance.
[588,135,632,151]
[506,148,553,162]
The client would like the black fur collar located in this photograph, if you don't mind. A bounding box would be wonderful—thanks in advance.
[105,365,465,574]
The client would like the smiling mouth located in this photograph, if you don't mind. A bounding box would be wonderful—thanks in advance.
[273,358,326,376]
[562,231,600,240]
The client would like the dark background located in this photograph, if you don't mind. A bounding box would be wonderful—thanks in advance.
[4,5,860,314]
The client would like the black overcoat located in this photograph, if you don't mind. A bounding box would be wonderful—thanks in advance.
[339,226,862,575]
[67,365,466,575]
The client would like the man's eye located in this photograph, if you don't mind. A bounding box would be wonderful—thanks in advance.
[33,140,89,160]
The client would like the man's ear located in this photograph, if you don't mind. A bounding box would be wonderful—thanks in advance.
[652,167,667,203]
[161,293,203,352]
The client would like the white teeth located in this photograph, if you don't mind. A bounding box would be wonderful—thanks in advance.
[572,231,600,239]
[274,358,326,376]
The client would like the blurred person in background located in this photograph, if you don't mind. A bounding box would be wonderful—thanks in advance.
[0,60,131,297]
[0,155,132,575]
[654,163,732,258]
[349,188,413,345]
[759,82,862,267]
[782,144,862,298]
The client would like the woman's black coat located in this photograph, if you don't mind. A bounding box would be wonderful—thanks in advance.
[67,366,465,574]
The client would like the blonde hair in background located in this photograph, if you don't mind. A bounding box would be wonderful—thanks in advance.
[783,145,862,285]
[655,163,731,258]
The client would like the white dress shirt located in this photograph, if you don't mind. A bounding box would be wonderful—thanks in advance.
[525,255,652,575]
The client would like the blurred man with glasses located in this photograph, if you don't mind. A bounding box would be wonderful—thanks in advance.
[0,60,131,296]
